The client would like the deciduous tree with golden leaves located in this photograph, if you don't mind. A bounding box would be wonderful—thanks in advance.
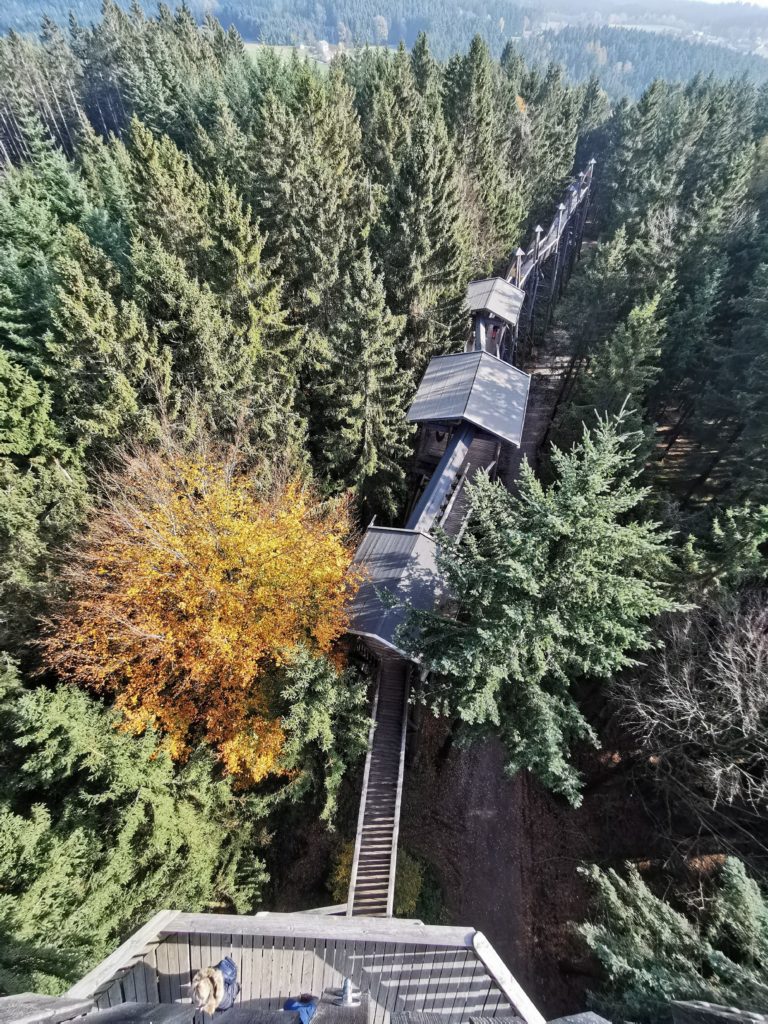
[42,438,362,787]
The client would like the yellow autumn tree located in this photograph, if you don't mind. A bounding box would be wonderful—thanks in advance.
[42,440,361,785]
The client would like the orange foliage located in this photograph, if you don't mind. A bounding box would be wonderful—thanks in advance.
[42,445,361,785]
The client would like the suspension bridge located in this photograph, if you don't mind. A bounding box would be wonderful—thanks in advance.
[345,160,596,918]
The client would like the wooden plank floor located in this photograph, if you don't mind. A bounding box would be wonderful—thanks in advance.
[349,659,409,917]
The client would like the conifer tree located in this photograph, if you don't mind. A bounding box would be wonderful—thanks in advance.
[0,656,268,995]
[130,236,248,429]
[43,226,148,455]
[579,858,768,1024]
[358,45,419,190]
[125,118,211,273]
[559,295,665,447]
[0,350,56,459]
[443,36,519,263]
[317,249,412,522]
[719,262,768,502]
[403,413,678,802]
[410,32,441,107]
[376,106,469,376]
[251,68,369,397]
[277,646,370,823]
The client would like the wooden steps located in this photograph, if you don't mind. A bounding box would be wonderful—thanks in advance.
[348,659,410,917]
[439,434,501,539]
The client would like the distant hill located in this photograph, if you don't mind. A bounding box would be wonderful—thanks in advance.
[519,25,768,97]
[3,0,768,96]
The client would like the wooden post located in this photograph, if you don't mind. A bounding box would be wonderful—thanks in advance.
[514,246,525,286]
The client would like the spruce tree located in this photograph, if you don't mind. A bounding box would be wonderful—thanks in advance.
[125,118,212,273]
[43,226,148,455]
[720,262,768,502]
[579,858,768,1024]
[317,248,412,522]
[410,32,441,107]
[559,295,665,447]
[0,657,268,995]
[377,105,469,376]
[403,413,678,802]
[251,68,369,395]
[443,36,519,263]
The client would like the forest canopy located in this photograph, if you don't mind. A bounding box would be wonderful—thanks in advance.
[1,1,768,1019]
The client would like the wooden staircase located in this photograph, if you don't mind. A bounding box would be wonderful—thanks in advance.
[439,434,501,539]
[347,658,410,917]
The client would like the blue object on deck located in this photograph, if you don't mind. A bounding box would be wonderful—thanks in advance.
[283,997,318,1024]
[215,958,240,1012]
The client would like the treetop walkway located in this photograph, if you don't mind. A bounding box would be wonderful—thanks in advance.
[345,161,596,920]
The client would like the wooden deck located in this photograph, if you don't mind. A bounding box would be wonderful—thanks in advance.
[65,912,545,1024]
[348,659,410,917]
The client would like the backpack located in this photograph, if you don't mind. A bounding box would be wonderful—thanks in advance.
[214,957,240,1012]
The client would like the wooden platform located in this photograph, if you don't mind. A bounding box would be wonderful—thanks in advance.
[65,912,532,1024]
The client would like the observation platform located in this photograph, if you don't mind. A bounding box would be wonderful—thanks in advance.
[40,910,546,1024]
[465,278,525,327]
[347,527,444,660]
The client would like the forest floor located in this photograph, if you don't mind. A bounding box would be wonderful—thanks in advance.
[400,713,661,1018]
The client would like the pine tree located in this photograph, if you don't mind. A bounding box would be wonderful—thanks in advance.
[251,68,369,393]
[43,225,148,455]
[205,175,300,453]
[125,118,212,273]
[579,858,768,1024]
[403,412,678,802]
[0,656,269,995]
[376,105,469,377]
[130,235,247,428]
[358,44,419,190]
[443,36,519,263]
[316,249,412,522]
[276,646,370,823]
[720,262,768,502]
[559,295,666,447]
[556,227,637,415]
[0,350,57,459]
[410,32,441,108]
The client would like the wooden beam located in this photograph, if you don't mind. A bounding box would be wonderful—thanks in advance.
[66,910,181,1001]
[167,912,476,949]
[0,995,93,1024]
[472,933,545,1024]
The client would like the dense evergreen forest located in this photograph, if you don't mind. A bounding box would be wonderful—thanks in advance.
[520,26,768,97]
[1,3,768,1021]
[3,0,768,97]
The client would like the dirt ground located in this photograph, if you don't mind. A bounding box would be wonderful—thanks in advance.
[400,716,658,1020]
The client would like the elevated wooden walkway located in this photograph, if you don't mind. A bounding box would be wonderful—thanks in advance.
[439,433,501,539]
[346,162,594,922]
[347,659,410,917]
